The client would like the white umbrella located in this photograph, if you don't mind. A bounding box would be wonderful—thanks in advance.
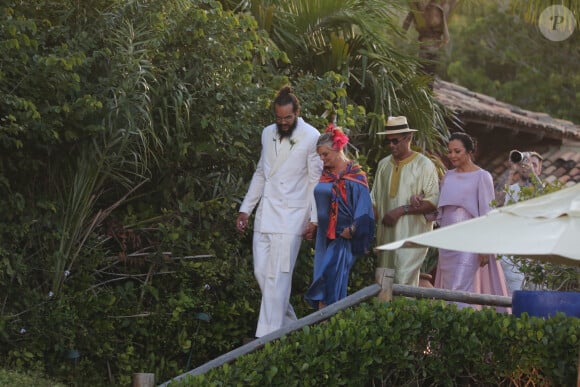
[376,183,580,265]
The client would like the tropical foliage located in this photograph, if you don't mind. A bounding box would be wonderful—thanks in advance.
[222,0,451,161]
[0,0,289,383]
[0,0,389,384]
[0,369,66,387]
[510,0,580,24]
[1,0,576,385]
[439,1,580,123]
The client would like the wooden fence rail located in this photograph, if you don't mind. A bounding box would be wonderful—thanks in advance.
[158,283,383,386]
[393,283,512,307]
[158,267,513,386]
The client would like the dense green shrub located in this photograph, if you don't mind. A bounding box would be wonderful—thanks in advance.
[0,369,66,387]
[179,297,580,386]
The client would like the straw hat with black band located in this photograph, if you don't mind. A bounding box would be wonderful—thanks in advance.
[377,116,418,135]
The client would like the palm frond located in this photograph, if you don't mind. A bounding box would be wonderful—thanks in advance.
[243,0,449,156]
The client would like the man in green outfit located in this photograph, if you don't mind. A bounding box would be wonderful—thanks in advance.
[371,116,440,286]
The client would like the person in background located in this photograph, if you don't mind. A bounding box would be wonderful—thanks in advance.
[371,116,440,286]
[304,124,374,309]
[502,150,544,205]
[500,150,544,295]
[236,85,323,337]
[434,132,510,312]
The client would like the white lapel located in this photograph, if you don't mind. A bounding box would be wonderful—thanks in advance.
[268,121,304,177]
[265,127,278,164]
[269,135,292,177]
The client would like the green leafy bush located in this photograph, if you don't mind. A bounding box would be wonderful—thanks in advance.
[0,369,66,387]
[180,298,580,386]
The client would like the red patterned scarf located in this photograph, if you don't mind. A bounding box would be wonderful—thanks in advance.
[320,162,368,239]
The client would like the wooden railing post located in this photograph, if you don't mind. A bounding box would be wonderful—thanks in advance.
[375,267,395,302]
[132,373,155,387]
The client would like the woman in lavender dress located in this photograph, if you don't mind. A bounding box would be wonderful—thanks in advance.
[434,133,510,312]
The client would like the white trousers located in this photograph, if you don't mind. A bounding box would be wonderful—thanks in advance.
[253,232,302,337]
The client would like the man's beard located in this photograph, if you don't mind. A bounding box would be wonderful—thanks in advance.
[277,119,298,139]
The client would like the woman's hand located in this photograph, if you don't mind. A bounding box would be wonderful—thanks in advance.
[410,194,424,208]
[478,254,490,267]
[303,222,317,240]
[340,226,353,239]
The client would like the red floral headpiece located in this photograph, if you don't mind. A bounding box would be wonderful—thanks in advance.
[325,123,349,151]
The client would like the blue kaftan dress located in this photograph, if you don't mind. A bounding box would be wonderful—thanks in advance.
[305,163,374,308]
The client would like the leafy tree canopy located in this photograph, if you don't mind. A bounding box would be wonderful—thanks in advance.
[439,1,580,123]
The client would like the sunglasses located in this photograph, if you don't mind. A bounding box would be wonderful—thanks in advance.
[385,136,408,145]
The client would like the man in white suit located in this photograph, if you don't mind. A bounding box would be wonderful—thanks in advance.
[236,85,322,337]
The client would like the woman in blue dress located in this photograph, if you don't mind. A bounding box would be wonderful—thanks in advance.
[305,124,374,309]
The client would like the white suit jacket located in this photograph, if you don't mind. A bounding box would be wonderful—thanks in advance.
[240,117,322,235]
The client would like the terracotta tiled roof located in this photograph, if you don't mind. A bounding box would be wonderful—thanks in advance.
[434,79,580,192]
[541,148,580,186]
[434,80,580,141]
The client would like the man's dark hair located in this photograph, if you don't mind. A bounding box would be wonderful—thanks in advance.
[273,85,300,113]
